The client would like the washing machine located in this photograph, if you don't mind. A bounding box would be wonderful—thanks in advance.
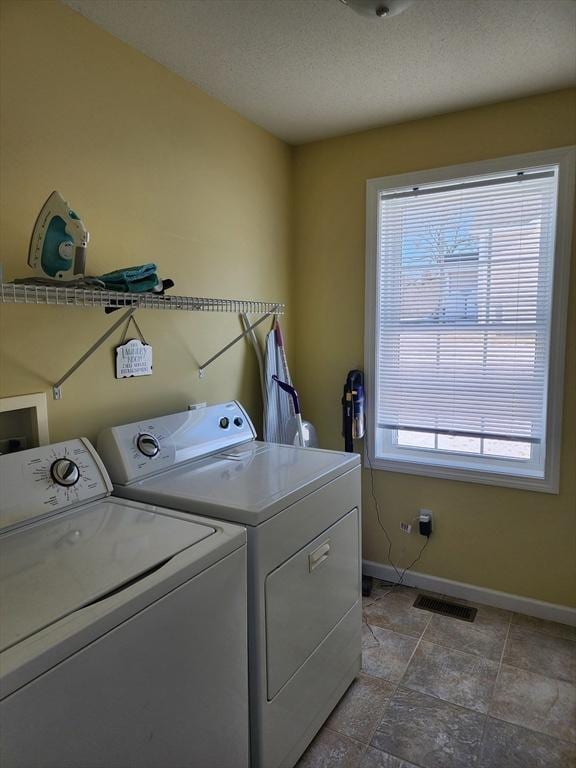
[0,438,249,768]
[97,401,362,768]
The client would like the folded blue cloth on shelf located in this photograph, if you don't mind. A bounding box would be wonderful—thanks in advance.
[98,263,160,293]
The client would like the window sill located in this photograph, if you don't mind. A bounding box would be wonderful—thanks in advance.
[365,453,559,494]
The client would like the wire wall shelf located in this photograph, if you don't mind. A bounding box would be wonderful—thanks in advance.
[1,281,285,398]
[0,282,284,315]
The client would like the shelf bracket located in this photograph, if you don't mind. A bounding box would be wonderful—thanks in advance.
[198,308,278,378]
[52,308,136,400]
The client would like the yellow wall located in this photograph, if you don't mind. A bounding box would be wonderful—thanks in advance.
[0,0,291,441]
[293,90,576,607]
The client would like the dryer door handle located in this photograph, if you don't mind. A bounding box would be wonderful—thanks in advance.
[309,540,330,572]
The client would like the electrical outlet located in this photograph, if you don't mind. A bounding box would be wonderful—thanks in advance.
[419,509,433,536]
[400,521,412,534]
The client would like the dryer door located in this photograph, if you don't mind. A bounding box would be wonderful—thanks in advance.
[265,508,359,700]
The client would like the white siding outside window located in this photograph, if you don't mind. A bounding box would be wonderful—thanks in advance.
[364,148,575,492]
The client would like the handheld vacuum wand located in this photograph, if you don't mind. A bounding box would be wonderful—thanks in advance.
[342,370,365,453]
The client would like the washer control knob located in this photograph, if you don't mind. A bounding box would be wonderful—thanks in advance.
[51,458,80,487]
[219,417,230,429]
[234,417,244,427]
[137,433,160,457]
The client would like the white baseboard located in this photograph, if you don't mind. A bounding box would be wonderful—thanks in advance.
[363,559,576,627]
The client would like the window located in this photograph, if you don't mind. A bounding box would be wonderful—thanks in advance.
[365,148,575,492]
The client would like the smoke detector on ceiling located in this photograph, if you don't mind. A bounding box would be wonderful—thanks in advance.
[339,0,415,18]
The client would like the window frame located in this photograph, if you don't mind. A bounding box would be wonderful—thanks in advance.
[364,147,575,493]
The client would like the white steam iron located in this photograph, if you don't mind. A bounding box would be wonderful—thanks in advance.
[28,191,89,281]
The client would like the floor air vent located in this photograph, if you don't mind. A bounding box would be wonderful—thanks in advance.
[413,594,477,622]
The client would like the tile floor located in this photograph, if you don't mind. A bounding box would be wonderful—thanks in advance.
[297,579,576,768]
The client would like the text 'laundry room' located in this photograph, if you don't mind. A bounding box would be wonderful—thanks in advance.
[0,1,575,767]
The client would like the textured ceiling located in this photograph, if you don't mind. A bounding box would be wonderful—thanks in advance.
[64,0,576,144]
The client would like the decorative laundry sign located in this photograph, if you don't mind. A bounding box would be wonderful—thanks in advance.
[115,315,153,378]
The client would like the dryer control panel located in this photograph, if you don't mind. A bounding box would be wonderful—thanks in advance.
[0,439,112,531]
[97,401,256,486]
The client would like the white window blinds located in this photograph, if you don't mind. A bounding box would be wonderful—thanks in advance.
[376,167,558,446]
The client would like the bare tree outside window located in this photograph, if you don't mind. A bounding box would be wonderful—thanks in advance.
[402,218,479,324]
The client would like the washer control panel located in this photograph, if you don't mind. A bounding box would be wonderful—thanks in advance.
[97,401,256,486]
[0,439,112,531]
